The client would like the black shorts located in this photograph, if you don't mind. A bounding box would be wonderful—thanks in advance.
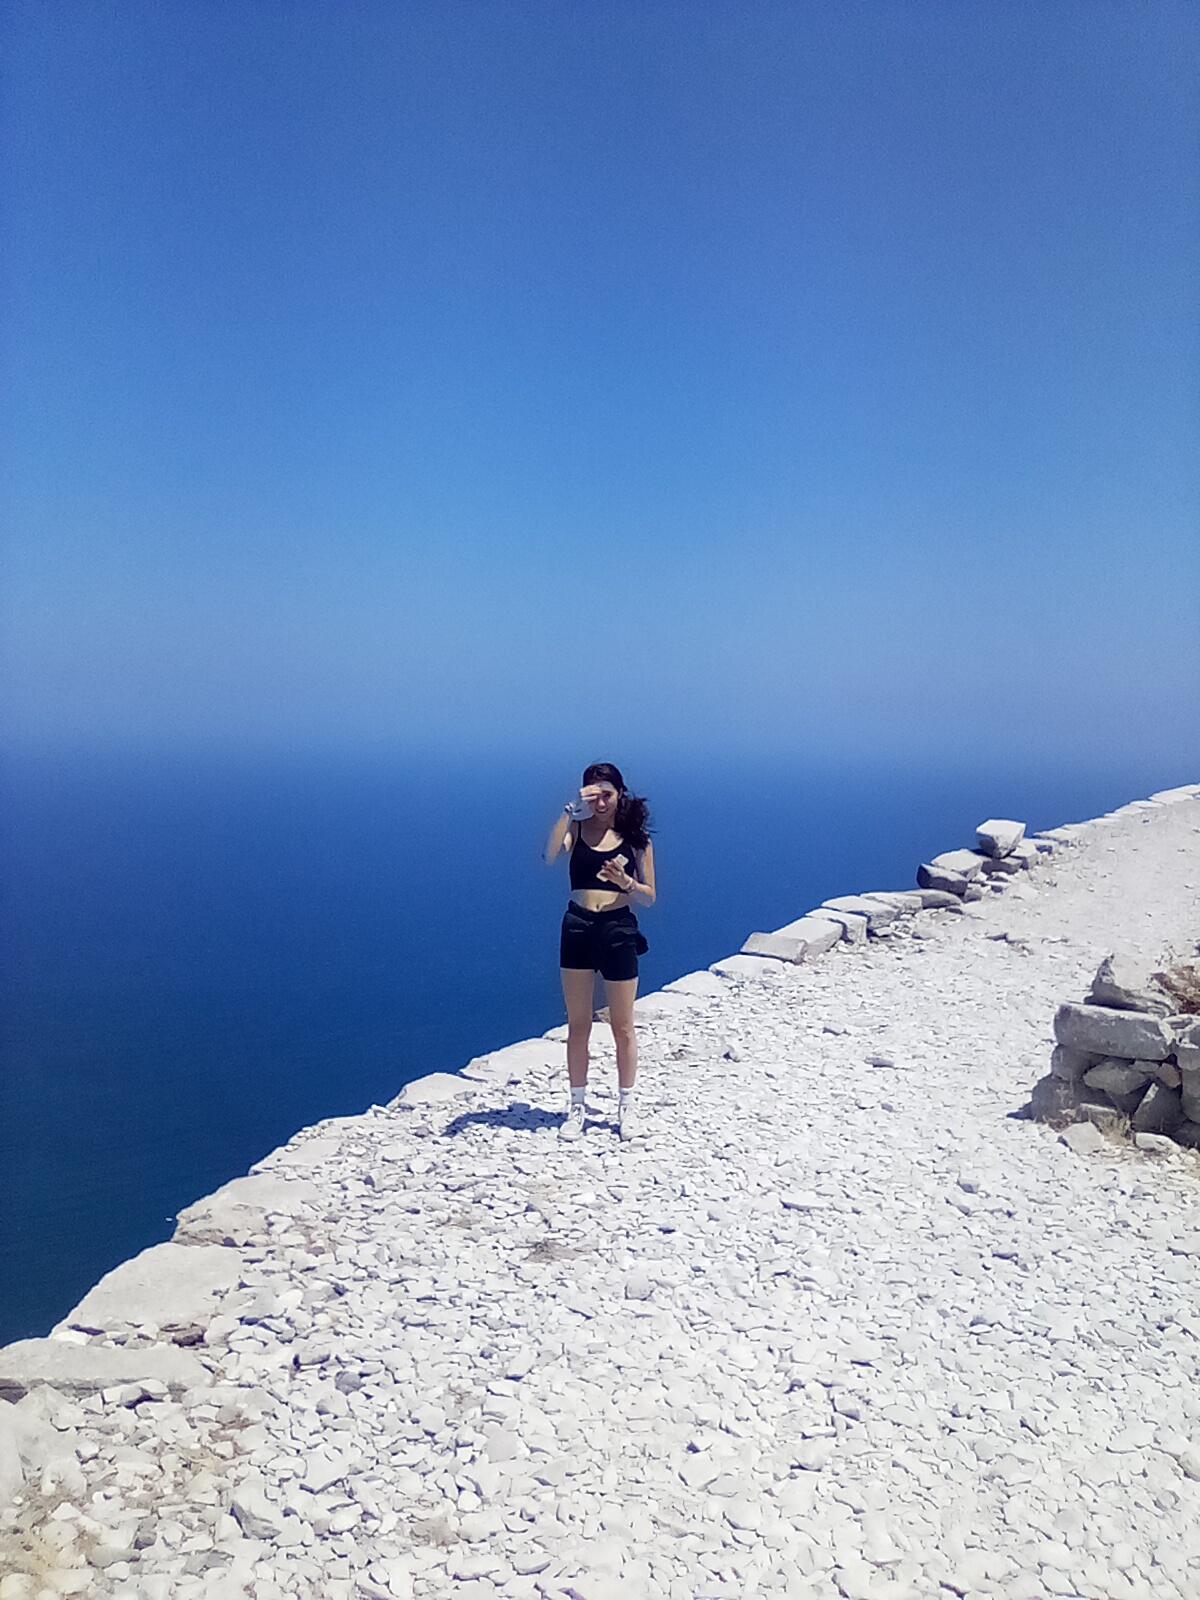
[559,901,649,983]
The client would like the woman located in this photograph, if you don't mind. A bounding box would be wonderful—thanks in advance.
[544,762,656,1141]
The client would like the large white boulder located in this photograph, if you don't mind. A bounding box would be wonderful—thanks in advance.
[771,916,843,956]
[57,1242,242,1340]
[810,908,868,944]
[1053,1003,1175,1062]
[631,990,702,1018]
[1130,1082,1184,1135]
[929,849,986,880]
[861,892,923,915]
[916,862,970,896]
[0,1396,77,1501]
[392,1072,480,1106]
[975,819,1026,857]
[1177,1019,1200,1120]
[741,931,806,963]
[462,1038,563,1083]
[1086,954,1173,1016]
[821,895,898,931]
[663,970,727,998]
[176,1172,321,1246]
[1082,1059,1152,1097]
[266,1136,346,1172]
[915,887,966,909]
[0,1339,209,1403]
[709,954,785,981]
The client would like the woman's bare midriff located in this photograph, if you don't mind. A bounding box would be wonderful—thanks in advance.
[569,890,631,911]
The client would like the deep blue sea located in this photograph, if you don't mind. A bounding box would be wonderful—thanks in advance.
[0,744,1184,1342]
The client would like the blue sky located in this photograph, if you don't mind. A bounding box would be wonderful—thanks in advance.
[3,1,1197,765]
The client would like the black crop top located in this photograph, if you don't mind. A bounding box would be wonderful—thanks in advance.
[569,830,637,892]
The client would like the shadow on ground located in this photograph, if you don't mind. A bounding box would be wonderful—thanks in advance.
[442,1102,623,1138]
[442,1102,563,1137]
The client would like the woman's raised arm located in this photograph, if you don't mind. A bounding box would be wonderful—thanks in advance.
[545,804,574,865]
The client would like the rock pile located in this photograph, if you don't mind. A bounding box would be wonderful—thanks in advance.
[1029,953,1200,1152]
[915,818,1047,898]
[726,818,1054,978]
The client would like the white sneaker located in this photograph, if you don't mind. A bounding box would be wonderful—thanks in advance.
[559,1102,586,1141]
[618,1101,641,1141]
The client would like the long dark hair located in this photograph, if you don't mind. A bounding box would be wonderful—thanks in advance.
[583,761,653,853]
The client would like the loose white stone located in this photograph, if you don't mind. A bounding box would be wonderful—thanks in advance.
[792,1439,835,1471]
[1059,1122,1108,1157]
[484,1429,518,1463]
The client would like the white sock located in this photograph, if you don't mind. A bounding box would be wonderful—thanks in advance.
[619,1088,635,1111]
[570,1085,586,1107]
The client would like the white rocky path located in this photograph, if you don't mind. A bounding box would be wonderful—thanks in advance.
[2,792,1199,1600]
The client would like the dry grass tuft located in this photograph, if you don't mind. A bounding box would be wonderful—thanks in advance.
[1153,961,1200,1015]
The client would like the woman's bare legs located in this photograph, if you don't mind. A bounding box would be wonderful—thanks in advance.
[560,967,597,1088]
[605,977,639,1089]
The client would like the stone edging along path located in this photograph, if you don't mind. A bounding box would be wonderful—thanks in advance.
[1,783,1199,1600]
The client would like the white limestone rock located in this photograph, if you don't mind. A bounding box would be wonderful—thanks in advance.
[0,1340,209,1403]
[0,1398,77,1504]
[1060,1123,1109,1157]
[462,1038,563,1083]
[976,819,1026,858]
[1178,1020,1200,1119]
[915,887,966,909]
[1009,839,1044,867]
[979,852,1027,877]
[663,970,727,998]
[1053,1003,1175,1062]
[929,849,987,880]
[230,1477,286,1540]
[391,1073,481,1106]
[175,1173,321,1246]
[1130,1081,1184,1135]
[861,891,924,915]
[709,954,785,980]
[1050,1046,1097,1083]
[916,862,970,896]
[741,931,806,963]
[0,1418,22,1510]
[257,1134,347,1172]
[1086,955,1173,1017]
[300,1449,354,1493]
[771,916,843,956]
[632,990,704,1018]
[792,1438,835,1471]
[1082,1060,1152,1097]
[57,1243,242,1341]
[1133,1132,1177,1155]
[821,895,899,931]
[811,909,868,944]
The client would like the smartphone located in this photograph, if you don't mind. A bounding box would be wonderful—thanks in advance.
[569,798,595,820]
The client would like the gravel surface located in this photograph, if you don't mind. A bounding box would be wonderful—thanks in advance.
[2,789,1198,1600]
